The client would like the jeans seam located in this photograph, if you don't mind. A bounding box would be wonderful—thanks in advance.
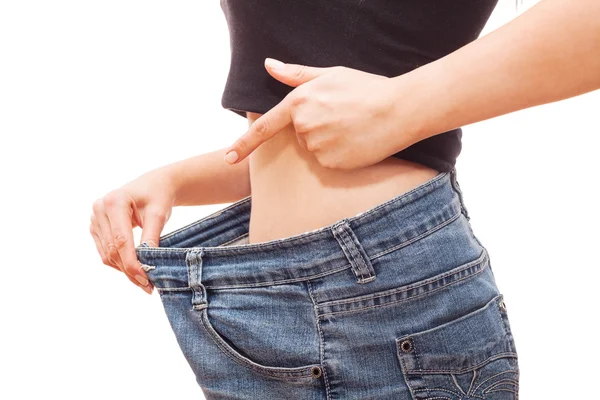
[204,264,352,290]
[450,167,470,221]
[318,252,488,318]
[413,387,460,398]
[320,248,487,308]
[157,287,192,293]
[484,388,519,396]
[155,264,352,291]
[403,353,518,375]
[218,232,249,247]
[369,211,461,262]
[159,196,251,242]
[482,378,520,395]
[473,370,520,394]
[306,280,331,400]
[396,345,420,399]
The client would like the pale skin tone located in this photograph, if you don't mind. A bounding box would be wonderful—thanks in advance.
[90,0,600,294]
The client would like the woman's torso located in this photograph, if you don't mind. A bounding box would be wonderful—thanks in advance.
[246,111,440,244]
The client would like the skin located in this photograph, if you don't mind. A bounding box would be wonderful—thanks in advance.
[243,113,439,244]
[91,0,600,293]
[89,151,251,294]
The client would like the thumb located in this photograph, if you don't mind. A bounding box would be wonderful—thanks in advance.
[139,209,168,247]
[264,58,332,88]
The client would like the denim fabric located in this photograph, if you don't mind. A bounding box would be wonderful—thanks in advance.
[135,167,520,400]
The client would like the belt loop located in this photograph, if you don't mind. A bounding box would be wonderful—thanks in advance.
[331,219,376,284]
[186,248,208,311]
[450,167,470,221]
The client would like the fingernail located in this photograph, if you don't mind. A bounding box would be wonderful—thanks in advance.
[224,151,239,164]
[135,274,149,286]
[141,285,153,295]
[265,58,284,71]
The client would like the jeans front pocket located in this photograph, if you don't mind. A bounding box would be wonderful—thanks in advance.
[396,294,519,399]
[198,307,323,381]
[191,283,324,382]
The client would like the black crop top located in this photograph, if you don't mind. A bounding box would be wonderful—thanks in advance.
[219,0,499,172]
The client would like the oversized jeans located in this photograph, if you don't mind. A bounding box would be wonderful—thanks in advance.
[135,167,520,399]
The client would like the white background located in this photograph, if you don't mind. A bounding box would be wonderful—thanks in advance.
[1,0,598,398]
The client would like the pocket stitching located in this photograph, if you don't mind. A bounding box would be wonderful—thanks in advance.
[397,346,419,399]
[396,295,518,375]
[396,294,500,352]
[414,387,460,398]
[401,352,518,375]
[485,388,520,396]
[395,295,520,399]
[481,378,520,394]
[198,307,321,380]
[473,369,519,394]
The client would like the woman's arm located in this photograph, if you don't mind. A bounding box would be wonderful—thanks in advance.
[89,147,249,293]
[390,0,600,145]
[163,147,251,206]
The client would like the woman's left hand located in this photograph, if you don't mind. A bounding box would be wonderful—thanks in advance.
[223,58,417,170]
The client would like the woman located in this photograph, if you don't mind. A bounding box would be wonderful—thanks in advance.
[89,0,599,398]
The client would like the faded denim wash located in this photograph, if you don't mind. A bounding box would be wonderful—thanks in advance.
[135,167,520,399]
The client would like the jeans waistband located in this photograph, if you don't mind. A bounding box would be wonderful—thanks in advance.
[135,167,467,291]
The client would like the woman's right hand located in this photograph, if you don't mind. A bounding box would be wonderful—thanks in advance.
[89,167,177,294]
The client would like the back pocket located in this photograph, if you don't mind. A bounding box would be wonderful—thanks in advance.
[396,294,519,399]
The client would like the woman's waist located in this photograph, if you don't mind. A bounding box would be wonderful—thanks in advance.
[246,113,442,244]
[136,164,475,290]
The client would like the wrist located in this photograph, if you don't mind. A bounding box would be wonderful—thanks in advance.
[387,61,454,148]
[384,73,428,153]
[148,162,183,207]
[167,161,191,208]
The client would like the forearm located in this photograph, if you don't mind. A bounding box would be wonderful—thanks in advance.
[160,147,251,207]
[390,0,600,145]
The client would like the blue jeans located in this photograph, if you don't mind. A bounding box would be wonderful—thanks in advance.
[135,167,520,399]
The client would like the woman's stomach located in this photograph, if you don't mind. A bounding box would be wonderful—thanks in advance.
[245,111,440,244]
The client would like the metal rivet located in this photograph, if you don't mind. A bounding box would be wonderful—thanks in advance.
[310,366,322,378]
[400,339,413,353]
[499,299,507,311]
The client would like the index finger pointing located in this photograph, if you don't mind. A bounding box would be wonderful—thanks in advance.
[224,100,292,164]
